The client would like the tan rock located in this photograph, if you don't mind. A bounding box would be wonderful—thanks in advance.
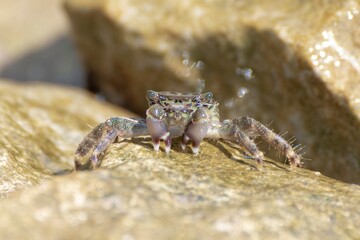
[1,140,360,239]
[0,0,83,86]
[0,80,131,197]
[0,80,359,239]
[64,0,360,183]
[0,0,66,61]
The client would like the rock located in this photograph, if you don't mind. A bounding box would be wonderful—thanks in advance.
[1,140,360,239]
[64,0,360,183]
[0,0,84,86]
[0,79,132,198]
[0,80,359,239]
[0,0,66,61]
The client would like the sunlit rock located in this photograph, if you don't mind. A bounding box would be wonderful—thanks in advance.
[0,79,359,239]
[64,0,360,183]
[0,80,129,197]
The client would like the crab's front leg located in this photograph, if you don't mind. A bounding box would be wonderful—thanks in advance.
[181,107,210,155]
[216,116,302,167]
[205,119,264,164]
[146,104,171,153]
[74,117,148,170]
[234,116,302,167]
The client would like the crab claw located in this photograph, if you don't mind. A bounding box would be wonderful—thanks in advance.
[182,108,210,155]
[146,104,170,152]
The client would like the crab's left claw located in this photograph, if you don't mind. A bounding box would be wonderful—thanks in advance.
[74,117,148,170]
[182,107,210,155]
[74,122,114,170]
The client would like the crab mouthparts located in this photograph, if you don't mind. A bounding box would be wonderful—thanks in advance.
[173,112,183,120]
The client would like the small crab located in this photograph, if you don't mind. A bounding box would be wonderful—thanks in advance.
[74,90,302,170]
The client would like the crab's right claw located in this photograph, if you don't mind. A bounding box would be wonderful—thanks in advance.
[146,104,171,153]
[74,117,148,170]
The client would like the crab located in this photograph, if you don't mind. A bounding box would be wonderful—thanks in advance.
[74,90,302,170]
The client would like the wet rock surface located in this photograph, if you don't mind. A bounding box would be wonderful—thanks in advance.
[64,0,360,183]
[0,80,360,239]
[0,80,129,197]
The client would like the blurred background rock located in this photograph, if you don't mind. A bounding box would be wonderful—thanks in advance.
[0,0,84,86]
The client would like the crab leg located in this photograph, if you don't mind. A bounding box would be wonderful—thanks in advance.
[74,117,148,170]
[213,121,265,164]
[209,116,301,167]
[234,116,301,167]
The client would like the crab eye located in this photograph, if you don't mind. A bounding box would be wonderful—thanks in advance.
[192,108,208,122]
[105,119,112,126]
[147,105,165,120]
[147,90,157,99]
[204,92,213,100]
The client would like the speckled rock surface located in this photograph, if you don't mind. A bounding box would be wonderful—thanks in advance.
[64,0,360,183]
[0,80,360,239]
[1,140,360,239]
[0,80,129,198]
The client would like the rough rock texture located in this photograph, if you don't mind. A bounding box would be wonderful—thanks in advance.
[64,0,360,183]
[1,143,360,239]
[0,80,130,198]
[0,80,360,239]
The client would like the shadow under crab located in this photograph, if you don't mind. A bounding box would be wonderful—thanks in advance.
[74,90,303,170]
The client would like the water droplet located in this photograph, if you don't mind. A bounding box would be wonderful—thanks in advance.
[235,67,254,81]
[315,44,322,50]
[322,41,330,48]
[324,56,333,64]
[347,11,354,20]
[322,31,329,40]
[311,55,318,61]
[182,50,190,60]
[182,59,190,66]
[243,69,253,80]
[237,87,249,98]
[324,70,331,78]
[195,61,205,70]
[353,8,359,15]
[319,51,326,58]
